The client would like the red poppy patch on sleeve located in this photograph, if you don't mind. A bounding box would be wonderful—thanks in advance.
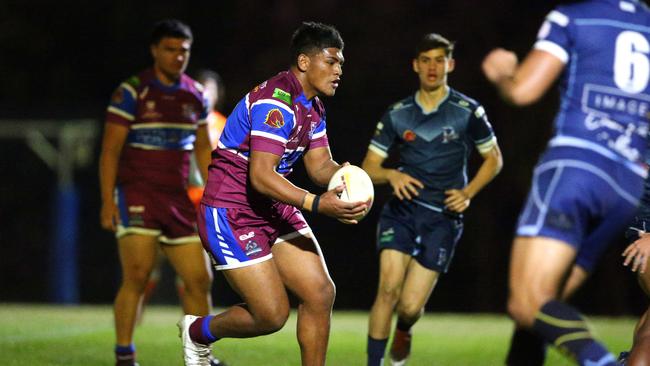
[264,108,285,128]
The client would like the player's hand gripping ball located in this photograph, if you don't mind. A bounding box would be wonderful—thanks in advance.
[327,165,374,221]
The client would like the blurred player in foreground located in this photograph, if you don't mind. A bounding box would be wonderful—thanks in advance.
[177,22,368,366]
[482,0,650,365]
[363,33,502,366]
[99,19,220,366]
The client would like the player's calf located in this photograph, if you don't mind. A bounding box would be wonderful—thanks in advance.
[532,300,616,366]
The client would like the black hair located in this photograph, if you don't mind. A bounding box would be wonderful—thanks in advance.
[195,69,226,111]
[416,33,454,57]
[150,19,193,45]
[290,21,344,65]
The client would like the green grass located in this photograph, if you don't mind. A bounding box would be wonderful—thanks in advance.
[0,304,636,365]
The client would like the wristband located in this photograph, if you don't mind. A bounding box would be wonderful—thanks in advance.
[312,195,320,214]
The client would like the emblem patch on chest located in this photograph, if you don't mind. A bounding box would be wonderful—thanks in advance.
[442,126,458,143]
[264,109,285,128]
[403,129,417,142]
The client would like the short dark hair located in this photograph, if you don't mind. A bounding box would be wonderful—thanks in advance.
[416,33,454,57]
[195,69,226,110]
[290,22,344,65]
[150,19,193,45]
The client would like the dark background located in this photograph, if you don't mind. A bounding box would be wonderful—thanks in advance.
[0,0,645,315]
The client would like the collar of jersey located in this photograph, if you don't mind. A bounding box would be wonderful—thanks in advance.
[285,70,313,109]
[414,87,450,115]
[152,76,182,92]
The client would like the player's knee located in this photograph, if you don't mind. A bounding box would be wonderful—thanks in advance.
[121,266,152,291]
[255,306,290,334]
[376,282,401,305]
[395,301,423,322]
[507,294,541,327]
[183,272,212,294]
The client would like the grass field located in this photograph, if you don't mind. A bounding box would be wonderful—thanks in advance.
[0,304,636,365]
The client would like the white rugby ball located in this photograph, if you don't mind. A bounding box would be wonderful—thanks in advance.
[327,165,374,221]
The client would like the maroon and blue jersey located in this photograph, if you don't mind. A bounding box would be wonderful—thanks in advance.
[201,71,329,209]
[106,69,209,190]
[535,0,650,177]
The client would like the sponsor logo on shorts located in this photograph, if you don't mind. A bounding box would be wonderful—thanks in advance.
[239,231,255,241]
[245,240,262,256]
[264,108,285,128]
[546,209,574,230]
[379,227,395,243]
[437,248,448,266]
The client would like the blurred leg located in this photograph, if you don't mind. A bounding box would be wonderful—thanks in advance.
[163,241,213,316]
[114,234,158,346]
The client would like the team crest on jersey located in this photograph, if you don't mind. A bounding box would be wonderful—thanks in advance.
[264,108,285,128]
[142,100,162,119]
[442,126,458,143]
[182,103,197,120]
[403,129,417,142]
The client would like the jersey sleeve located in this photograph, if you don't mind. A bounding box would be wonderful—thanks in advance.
[249,99,295,156]
[106,81,138,126]
[309,118,329,149]
[467,105,497,154]
[533,8,571,64]
[368,109,396,158]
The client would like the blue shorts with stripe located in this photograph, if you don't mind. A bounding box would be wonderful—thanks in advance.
[377,198,463,273]
[516,146,644,272]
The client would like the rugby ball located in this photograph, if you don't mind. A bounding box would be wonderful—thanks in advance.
[327,165,374,221]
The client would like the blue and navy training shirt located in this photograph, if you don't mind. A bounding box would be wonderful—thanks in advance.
[369,88,497,210]
[536,0,650,177]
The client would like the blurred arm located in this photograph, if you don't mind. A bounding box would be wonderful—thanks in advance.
[99,123,129,231]
[482,48,565,106]
[194,124,212,182]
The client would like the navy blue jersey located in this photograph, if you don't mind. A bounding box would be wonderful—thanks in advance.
[536,0,650,177]
[369,88,496,209]
[638,144,650,219]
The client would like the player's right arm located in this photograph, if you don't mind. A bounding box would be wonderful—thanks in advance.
[99,122,129,231]
[249,150,367,223]
[482,49,564,106]
[361,149,424,201]
[363,111,424,200]
[99,80,137,231]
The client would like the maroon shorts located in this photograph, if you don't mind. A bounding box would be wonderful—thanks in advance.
[115,183,199,244]
[197,202,311,270]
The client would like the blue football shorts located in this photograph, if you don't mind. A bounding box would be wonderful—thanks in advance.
[377,198,463,273]
[516,146,644,272]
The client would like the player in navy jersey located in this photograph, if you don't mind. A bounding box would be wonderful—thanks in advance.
[177,22,367,366]
[363,33,503,366]
[482,1,650,365]
[99,19,222,366]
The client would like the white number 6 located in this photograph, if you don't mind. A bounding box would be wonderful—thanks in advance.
[614,31,650,93]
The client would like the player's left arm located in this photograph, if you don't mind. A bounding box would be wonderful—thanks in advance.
[303,146,342,187]
[445,142,503,213]
[194,124,212,182]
